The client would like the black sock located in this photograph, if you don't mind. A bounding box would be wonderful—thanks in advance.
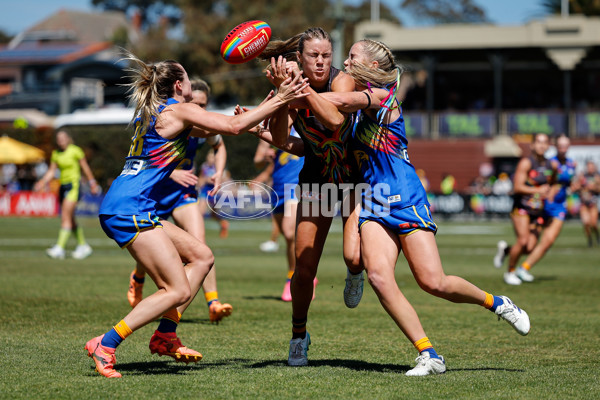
[292,316,307,339]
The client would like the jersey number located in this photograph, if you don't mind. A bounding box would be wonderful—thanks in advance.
[128,121,147,157]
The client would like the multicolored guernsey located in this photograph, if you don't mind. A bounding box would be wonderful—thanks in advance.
[513,155,555,216]
[100,98,191,216]
[352,108,428,214]
[292,67,355,185]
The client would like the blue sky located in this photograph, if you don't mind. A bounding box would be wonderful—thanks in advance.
[0,0,550,36]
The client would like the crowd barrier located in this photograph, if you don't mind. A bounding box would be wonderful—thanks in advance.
[0,191,591,219]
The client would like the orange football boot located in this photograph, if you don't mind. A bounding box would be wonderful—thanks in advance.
[84,335,122,378]
[209,301,233,323]
[127,271,144,308]
[149,331,202,364]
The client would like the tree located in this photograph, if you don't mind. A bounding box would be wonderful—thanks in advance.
[92,0,181,29]
[177,0,401,106]
[0,29,12,44]
[401,0,487,24]
[541,0,600,15]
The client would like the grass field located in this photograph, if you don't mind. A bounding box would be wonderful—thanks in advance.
[0,216,599,399]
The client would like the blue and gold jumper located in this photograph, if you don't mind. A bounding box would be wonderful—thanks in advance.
[352,105,436,236]
[99,98,191,247]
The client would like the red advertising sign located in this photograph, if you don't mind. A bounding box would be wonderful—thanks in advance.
[0,191,58,216]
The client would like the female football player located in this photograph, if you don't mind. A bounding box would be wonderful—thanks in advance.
[84,52,309,378]
[511,134,576,282]
[278,38,531,375]
[259,27,363,367]
[126,79,233,323]
[574,160,600,246]
[494,133,556,285]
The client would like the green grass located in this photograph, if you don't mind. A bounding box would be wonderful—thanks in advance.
[0,216,599,399]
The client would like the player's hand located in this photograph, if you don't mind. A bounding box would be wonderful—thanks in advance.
[538,184,551,198]
[265,148,276,162]
[208,173,222,196]
[286,61,302,78]
[277,74,310,103]
[89,180,101,195]
[169,169,198,188]
[266,56,289,87]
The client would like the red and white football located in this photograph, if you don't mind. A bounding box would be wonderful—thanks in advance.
[220,20,271,64]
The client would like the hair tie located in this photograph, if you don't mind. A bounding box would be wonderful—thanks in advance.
[363,91,371,110]
[152,65,157,72]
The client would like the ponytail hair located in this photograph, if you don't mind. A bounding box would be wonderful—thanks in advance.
[260,27,332,64]
[347,39,403,110]
[121,50,185,132]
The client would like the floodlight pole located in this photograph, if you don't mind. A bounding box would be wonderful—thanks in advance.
[332,0,345,69]
[371,0,380,23]
[561,0,569,17]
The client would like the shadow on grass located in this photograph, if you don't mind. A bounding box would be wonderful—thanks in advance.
[249,358,409,373]
[180,318,212,325]
[449,367,525,373]
[107,358,251,375]
[533,276,558,282]
[242,295,285,301]
[87,358,526,377]
[248,359,526,374]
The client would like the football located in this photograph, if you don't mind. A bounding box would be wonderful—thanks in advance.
[220,20,271,64]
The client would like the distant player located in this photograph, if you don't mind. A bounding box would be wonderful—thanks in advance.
[574,160,600,246]
[494,133,556,285]
[511,134,576,282]
[34,130,100,259]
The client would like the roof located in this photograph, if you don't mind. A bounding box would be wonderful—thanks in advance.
[54,107,135,128]
[0,42,112,65]
[0,108,52,128]
[53,106,239,128]
[355,15,600,51]
[9,9,137,48]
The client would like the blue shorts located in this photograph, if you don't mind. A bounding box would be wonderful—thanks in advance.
[99,213,162,248]
[271,185,298,214]
[199,184,214,199]
[543,201,567,221]
[156,192,199,220]
[359,204,437,236]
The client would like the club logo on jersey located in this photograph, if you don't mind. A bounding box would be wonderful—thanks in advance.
[120,159,145,176]
[354,150,369,170]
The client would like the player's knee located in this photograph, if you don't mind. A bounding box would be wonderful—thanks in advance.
[293,264,316,282]
[189,244,215,267]
[416,275,446,296]
[170,284,192,306]
[343,254,361,273]
[366,270,385,290]
[282,227,295,243]
[516,237,529,248]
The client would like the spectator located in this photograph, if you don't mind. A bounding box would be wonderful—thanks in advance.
[492,172,513,195]
[440,173,456,195]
